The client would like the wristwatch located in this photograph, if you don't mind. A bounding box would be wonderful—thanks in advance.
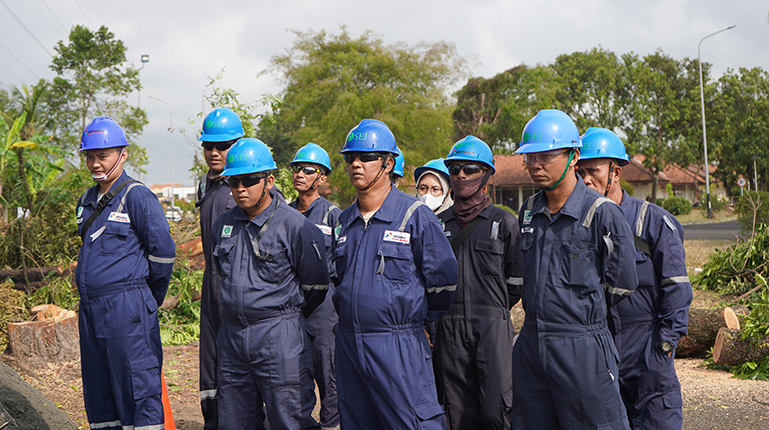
[658,340,675,354]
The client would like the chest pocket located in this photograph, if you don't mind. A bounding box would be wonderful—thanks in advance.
[213,239,237,280]
[560,242,599,288]
[634,249,656,288]
[255,244,291,286]
[98,222,132,256]
[474,237,505,278]
[376,242,412,283]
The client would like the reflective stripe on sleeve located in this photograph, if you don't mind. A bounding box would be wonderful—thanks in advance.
[200,389,217,400]
[301,284,329,291]
[91,420,123,429]
[605,284,634,297]
[507,277,523,286]
[148,255,175,264]
[582,197,613,228]
[135,424,166,430]
[661,276,690,285]
[398,201,425,232]
[636,201,650,236]
[427,284,457,294]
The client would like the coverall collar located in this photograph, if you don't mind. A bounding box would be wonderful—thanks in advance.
[530,175,591,221]
[341,183,400,230]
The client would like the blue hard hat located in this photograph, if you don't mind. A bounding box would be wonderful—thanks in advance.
[80,116,128,151]
[579,127,629,166]
[393,147,405,178]
[340,119,398,155]
[199,108,245,142]
[292,143,332,173]
[414,158,450,183]
[444,135,496,174]
[220,138,277,177]
[515,109,581,154]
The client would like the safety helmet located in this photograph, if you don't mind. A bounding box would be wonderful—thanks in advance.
[414,158,450,183]
[393,147,405,178]
[444,135,496,174]
[578,127,629,166]
[220,138,276,177]
[80,116,128,151]
[291,143,332,173]
[515,109,581,154]
[340,119,398,155]
[199,108,245,142]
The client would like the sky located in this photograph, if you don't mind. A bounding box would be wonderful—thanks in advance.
[0,0,767,186]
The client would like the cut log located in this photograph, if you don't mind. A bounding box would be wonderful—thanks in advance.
[713,327,769,366]
[0,263,77,292]
[676,307,741,357]
[6,305,79,364]
[723,306,742,331]
[178,237,203,258]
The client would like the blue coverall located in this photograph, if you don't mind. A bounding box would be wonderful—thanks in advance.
[332,185,458,430]
[76,171,176,430]
[512,177,638,430]
[212,189,329,430]
[289,196,342,430]
[195,173,236,429]
[611,190,692,429]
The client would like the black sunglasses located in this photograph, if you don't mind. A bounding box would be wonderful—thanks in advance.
[228,175,267,188]
[344,153,383,164]
[448,163,484,176]
[291,165,322,175]
[202,141,235,152]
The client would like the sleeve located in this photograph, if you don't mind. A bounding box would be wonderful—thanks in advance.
[600,203,638,308]
[504,215,524,309]
[412,207,458,324]
[291,219,331,318]
[650,212,692,346]
[132,188,176,306]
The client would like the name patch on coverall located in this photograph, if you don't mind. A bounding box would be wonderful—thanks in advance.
[107,212,130,223]
[383,230,410,244]
[316,224,332,236]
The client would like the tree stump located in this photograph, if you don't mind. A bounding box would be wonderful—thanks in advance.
[6,305,80,364]
[676,307,742,357]
[713,327,769,366]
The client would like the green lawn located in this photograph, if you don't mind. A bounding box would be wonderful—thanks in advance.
[675,207,737,225]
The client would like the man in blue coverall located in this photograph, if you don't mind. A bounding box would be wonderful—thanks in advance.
[76,116,176,430]
[195,107,244,429]
[332,119,458,429]
[289,142,341,430]
[211,138,329,429]
[511,110,638,430]
[577,127,692,429]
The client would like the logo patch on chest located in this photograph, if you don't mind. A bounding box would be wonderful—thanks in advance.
[107,212,130,223]
[383,230,410,244]
[523,210,533,225]
[222,225,233,238]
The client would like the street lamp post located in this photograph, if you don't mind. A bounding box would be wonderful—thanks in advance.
[138,55,149,182]
[148,96,174,210]
[698,25,735,219]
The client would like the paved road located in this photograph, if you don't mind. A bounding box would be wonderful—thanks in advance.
[683,219,743,241]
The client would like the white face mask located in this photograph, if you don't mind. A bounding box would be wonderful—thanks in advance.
[418,193,444,211]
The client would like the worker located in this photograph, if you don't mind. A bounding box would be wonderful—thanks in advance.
[576,127,691,430]
[212,138,329,429]
[76,116,176,430]
[391,146,405,185]
[511,110,638,429]
[289,142,341,430]
[195,107,244,429]
[433,136,523,430]
[414,158,453,214]
[332,119,458,429]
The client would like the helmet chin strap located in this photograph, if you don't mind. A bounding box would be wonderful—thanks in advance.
[92,149,124,182]
[251,178,270,210]
[308,174,320,191]
[362,159,389,191]
[544,149,575,191]
[603,161,615,197]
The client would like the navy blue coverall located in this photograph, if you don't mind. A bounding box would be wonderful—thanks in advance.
[196,173,236,429]
[434,204,523,430]
[289,196,341,429]
[332,185,458,430]
[76,171,176,430]
[212,189,329,430]
[512,177,638,430]
[612,191,691,429]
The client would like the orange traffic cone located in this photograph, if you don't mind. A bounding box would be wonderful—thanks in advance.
[161,372,177,430]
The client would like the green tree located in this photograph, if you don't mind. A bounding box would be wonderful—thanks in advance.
[453,64,555,152]
[262,27,469,205]
[48,25,148,173]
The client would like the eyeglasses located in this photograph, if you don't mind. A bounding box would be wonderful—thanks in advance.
[291,165,322,175]
[417,185,444,197]
[202,141,235,152]
[448,163,484,176]
[344,153,383,164]
[524,149,569,166]
[228,175,267,188]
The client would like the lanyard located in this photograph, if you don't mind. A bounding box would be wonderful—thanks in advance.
[245,201,280,262]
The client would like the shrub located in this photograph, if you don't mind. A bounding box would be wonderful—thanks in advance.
[662,196,692,216]
[735,191,769,234]
[619,179,634,196]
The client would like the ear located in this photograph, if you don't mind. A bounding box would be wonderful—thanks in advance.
[614,165,623,182]
[318,174,328,186]
[570,149,580,167]
[266,175,275,190]
[384,156,395,173]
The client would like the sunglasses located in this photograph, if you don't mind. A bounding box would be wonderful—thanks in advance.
[344,153,383,164]
[291,165,322,175]
[202,141,235,152]
[228,175,267,188]
[524,149,569,166]
[448,163,484,176]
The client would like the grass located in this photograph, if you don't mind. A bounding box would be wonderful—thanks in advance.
[685,239,733,309]
[675,207,737,225]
